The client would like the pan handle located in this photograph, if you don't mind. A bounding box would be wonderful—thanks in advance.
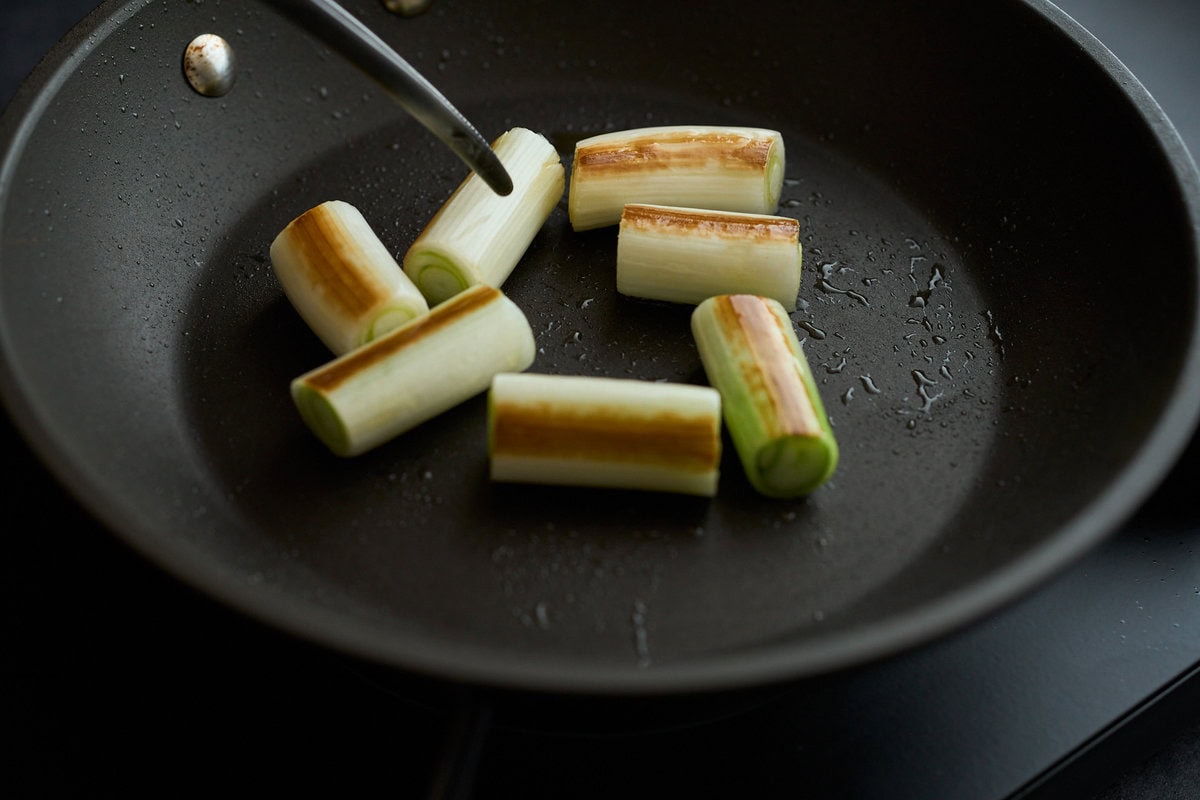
[259,0,513,197]
[426,688,495,800]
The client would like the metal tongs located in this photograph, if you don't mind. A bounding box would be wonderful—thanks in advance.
[262,0,513,196]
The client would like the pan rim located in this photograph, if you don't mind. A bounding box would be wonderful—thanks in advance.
[1,0,1199,695]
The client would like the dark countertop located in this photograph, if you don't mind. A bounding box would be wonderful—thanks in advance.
[3,1,1198,798]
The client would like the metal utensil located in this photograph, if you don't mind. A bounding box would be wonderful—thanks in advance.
[261,0,512,196]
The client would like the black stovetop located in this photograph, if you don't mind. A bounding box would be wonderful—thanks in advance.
[4,1,1198,798]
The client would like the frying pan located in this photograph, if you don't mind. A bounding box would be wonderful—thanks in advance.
[1,0,1198,698]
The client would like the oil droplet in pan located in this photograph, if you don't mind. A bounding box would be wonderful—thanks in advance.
[912,369,943,412]
[817,261,870,306]
[797,321,826,340]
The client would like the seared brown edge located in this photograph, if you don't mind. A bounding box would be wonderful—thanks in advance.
[576,130,774,173]
[620,204,798,241]
[287,204,392,317]
[492,398,720,472]
[718,295,820,437]
[301,284,500,391]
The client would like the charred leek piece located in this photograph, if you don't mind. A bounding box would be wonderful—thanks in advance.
[691,294,837,497]
[568,125,785,231]
[292,284,535,456]
[617,204,803,310]
[270,200,430,356]
[403,127,564,305]
[488,373,722,497]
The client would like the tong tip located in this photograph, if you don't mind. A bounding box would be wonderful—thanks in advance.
[456,134,513,196]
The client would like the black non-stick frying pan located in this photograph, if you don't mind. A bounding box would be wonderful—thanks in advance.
[1,0,1198,696]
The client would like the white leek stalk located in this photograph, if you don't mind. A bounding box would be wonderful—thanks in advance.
[488,373,722,497]
[568,125,785,231]
[292,284,535,456]
[403,127,565,305]
[617,204,803,310]
[270,200,430,356]
[691,294,837,497]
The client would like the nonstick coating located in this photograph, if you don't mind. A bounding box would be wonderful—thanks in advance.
[1,0,1198,694]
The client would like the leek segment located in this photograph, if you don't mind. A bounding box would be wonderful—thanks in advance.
[291,284,536,456]
[488,373,722,496]
[616,204,803,310]
[568,125,785,231]
[270,200,430,355]
[691,294,838,497]
[404,127,565,305]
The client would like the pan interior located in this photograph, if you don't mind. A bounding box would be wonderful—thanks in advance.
[1,0,1196,691]
[183,91,1006,670]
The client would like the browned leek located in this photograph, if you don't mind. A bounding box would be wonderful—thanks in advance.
[691,294,838,497]
[270,200,430,356]
[568,125,785,231]
[488,372,722,496]
[616,204,803,310]
[292,284,535,456]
